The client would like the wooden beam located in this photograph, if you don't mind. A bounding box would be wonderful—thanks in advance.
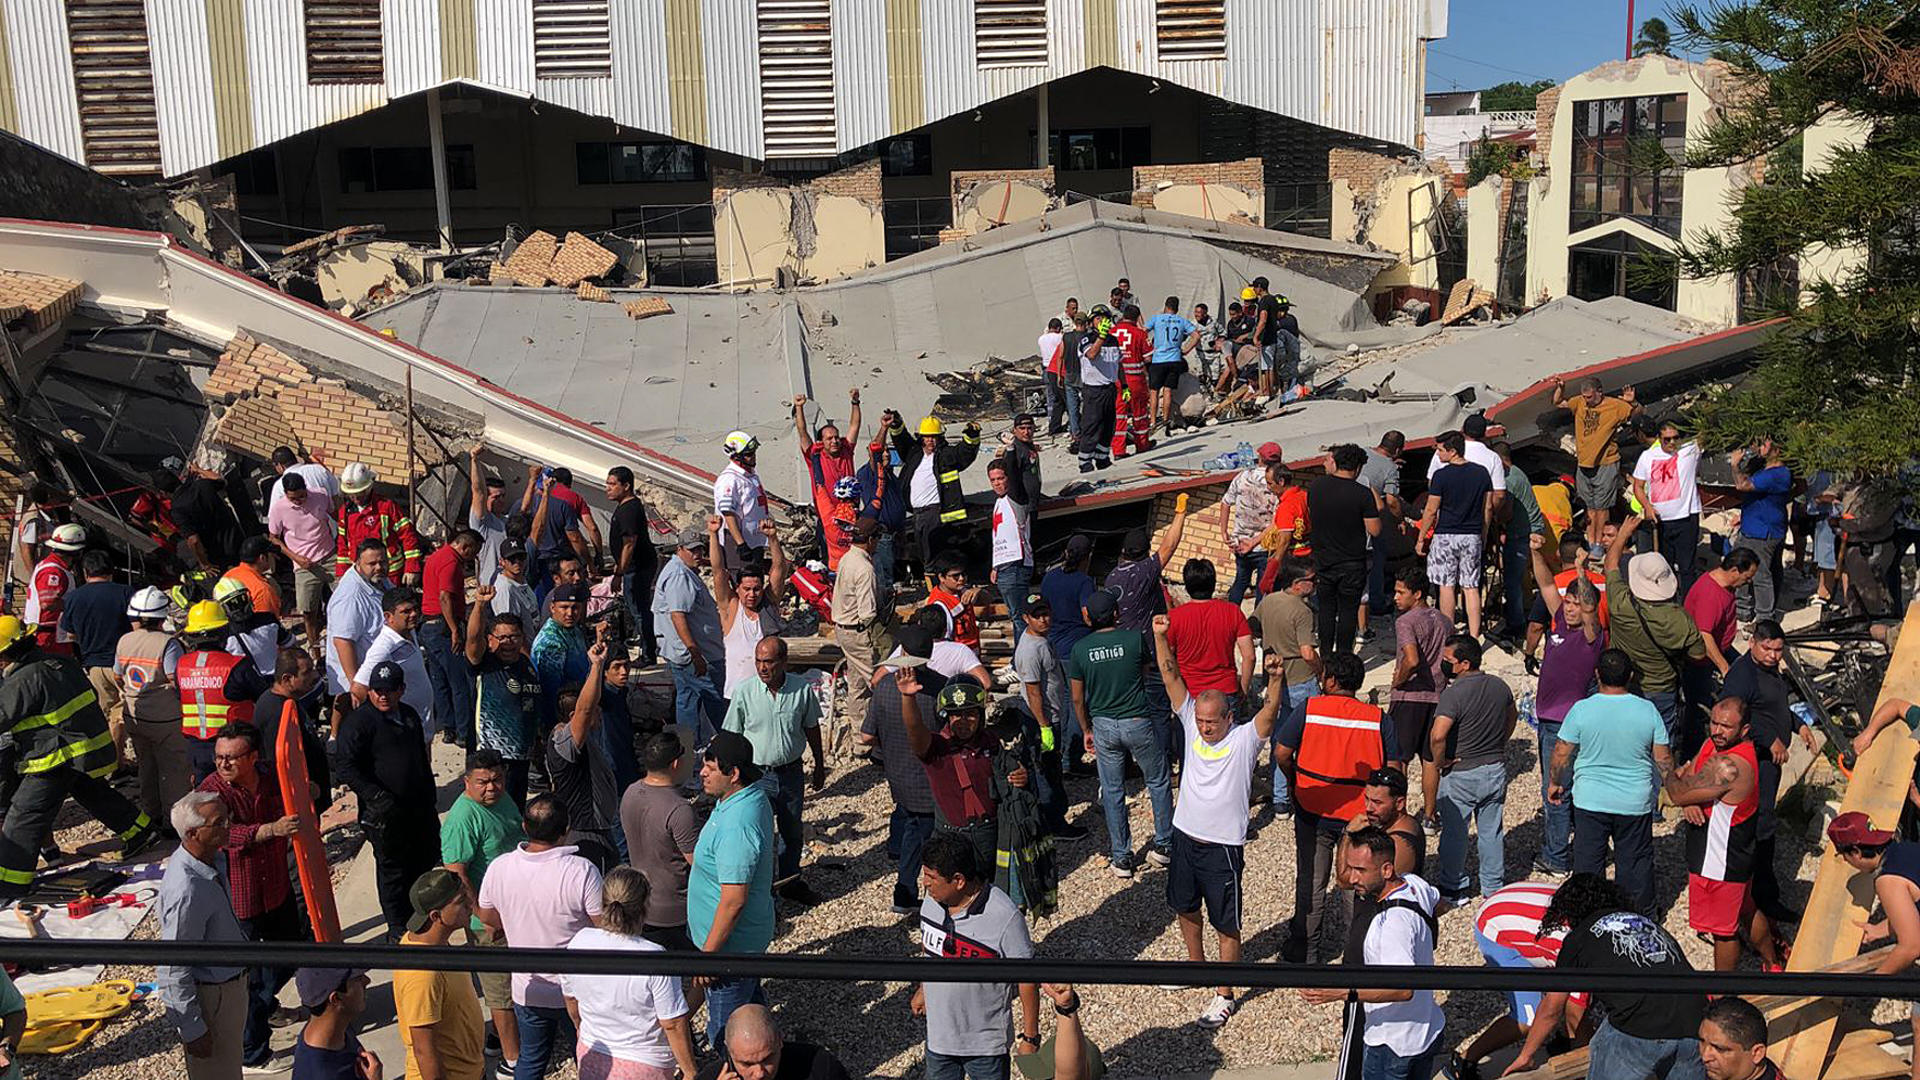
[1773,601,1920,1077]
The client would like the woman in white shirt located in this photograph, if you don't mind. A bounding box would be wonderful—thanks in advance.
[561,868,699,1080]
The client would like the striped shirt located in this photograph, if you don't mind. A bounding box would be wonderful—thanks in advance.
[1474,881,1568,966]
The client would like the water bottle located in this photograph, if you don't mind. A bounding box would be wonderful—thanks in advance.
[1234,441,1255,468]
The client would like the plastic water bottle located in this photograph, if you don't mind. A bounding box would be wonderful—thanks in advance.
[1233,441,1255,468]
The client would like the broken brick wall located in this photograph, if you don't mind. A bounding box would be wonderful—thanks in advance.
[711,160,884,288]
[950,168,1056,236]
[1147,483,1234,598]
[1130,159,1264,226]
[1533,85,1563,175]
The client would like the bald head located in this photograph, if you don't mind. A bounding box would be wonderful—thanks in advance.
[725,1005,785,1079]
[754,634,789,691]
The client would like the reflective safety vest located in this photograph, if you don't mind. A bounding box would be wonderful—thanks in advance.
[0,649,118,780]
[178,649,252,740]
[1293,693,1388,822]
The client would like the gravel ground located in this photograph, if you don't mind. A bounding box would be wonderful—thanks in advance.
[11,609,1861,1079]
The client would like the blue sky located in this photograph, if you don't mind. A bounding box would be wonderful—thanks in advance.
[1425,0,1675,93]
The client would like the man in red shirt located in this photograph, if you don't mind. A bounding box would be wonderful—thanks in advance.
[195,721,301,1071]
[420,530,479,748]
[1110,305,1153,459]
[1166,559,1254,697]
[1679,546,1759,759]
[793,387,863,527]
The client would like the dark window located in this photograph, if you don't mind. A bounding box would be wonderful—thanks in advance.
[881,133,933,177]
[612,203,717,287]
[1036,127,1152,171]
[338,146,477,194]
[883,197,952,259]
[576,141,709,185]
[1737,257,1800,324]
[1568,232,1678,310]
[218,149,279,197]
[1568,93,1687,237]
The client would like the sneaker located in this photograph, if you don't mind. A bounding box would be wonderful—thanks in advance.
[1145,845,1172,867]
[268,1005,307,1028]
[776,878,823,906]
[242,1050,293,1076]
[1051,822,1090,842]
[891,900,918,916]
[120,828,165,861]
[1196,994,1239,1029]
[1447,1051,1484,1080]
[1530,858,1568,881]
[496,1058,518,1080]
[1109,853,1140,879]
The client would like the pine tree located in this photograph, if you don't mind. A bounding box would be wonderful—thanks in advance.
[1672,1,1920,474]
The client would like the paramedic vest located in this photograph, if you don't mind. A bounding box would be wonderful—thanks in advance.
[1684,737,1760,883]
[1294,693,1388,822]
[178,649,252,740]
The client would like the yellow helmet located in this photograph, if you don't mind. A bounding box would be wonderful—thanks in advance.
[213,576,254,619]
[0,614,29,652]
[184,600,230,635]
[1239,286,1258,301]
[917,416,944,437]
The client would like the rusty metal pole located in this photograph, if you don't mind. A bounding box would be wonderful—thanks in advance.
[1626,0,1636,59]
[405,364,417,519]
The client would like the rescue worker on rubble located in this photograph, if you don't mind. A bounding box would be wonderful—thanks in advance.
[332,462,422,586]
[24,522,87,654]
[0,614,159,901]
[176,600,255,784]
[890,413,982,577]
[1110,305,1154,459]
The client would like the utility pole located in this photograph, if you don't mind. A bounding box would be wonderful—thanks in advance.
[1626,0,1636,59]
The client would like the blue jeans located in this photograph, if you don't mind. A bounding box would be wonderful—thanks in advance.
[1360,1040,1441,1080]
[753,759,807,880]
[702,976,765,1046]
[236,902,301,1065]
[874,533,897,600]
[996,562,1032,645]
[1063,382,1083,440]
[1091,715,1174,862]
[1437,761,1507,898]
[1270,679,1318,812]
[1645,689,1681,753]
[926,1052,1011,1080]
[890,808,935,908]
[512,1003,576,1080]
[1587,1018,1705,1080]
[1227,550,1269,605]
[1536,721,1570,872]
[418,618,472,746]
[668,660,726,748]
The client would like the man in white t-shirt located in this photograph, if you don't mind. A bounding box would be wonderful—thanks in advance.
[1152,616,1287,1030]
[1630,421,1704,589]
[266,446,338,509]
[1038,319,1069,437]
[987,458,1035,642]
[1300,826,1444,1077]
[351,586,435,741]
[903,607,993,689]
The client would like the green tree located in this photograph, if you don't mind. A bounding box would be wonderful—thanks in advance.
[1465,136,1517,186]
[1672,1,1920,474]
[1479,79,1555,111]
[1634,16,1674,57]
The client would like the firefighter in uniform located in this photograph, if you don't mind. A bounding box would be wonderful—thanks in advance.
[0,615,158,900]
[333,462,421,585]
[889,415,982,578]
[176,600,253,784]
[1110,305,1153,459]
[1273,652,1400,963]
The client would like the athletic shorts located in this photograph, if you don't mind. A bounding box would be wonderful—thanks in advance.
[1576,463,1622,514]
[1687,874,1752,937]
[1427,532,1484,587]
[1147,362,1186,391]
[1390,699,1439,763]
[470,931,513,1010]
[1167,828,1244,934]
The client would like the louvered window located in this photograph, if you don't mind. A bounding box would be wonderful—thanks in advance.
[533,0,612,79]
[975,0,1047,67]
[65,0,161,177]
[757,0,836,159]
[304,0,384,84]
[1156,0,1225,60]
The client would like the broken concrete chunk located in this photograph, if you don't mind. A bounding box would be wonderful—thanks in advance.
[549,232,619,288]
[623,297,674,321]
[502,230,560,288]
[576,282,611,303]
[0,270,84,332]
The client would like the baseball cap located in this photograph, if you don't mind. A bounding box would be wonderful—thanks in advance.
[1084,588,1118,624]
[406,867,464,933]
[294,967,367,1009]
[550,583,589,605]
[1626,552,1677,603]
[1256,442,1283,463]
[366,661,405,691]
[703,730,763,785]
[499,537,528,560]
[1829,811,1896,848]
[1064,534,1093,562]
[678,525,708,550]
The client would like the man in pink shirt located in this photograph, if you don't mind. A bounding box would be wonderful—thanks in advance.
[1680,547,1760,757]
[476,794,604,1080]
[266,472,337,659]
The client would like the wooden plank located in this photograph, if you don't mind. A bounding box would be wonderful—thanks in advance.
[1774,600,1920,1077]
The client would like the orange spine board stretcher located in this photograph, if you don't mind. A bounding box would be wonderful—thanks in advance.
[277,699,341,942]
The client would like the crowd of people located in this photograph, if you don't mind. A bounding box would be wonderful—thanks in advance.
[0,278,1910,1080]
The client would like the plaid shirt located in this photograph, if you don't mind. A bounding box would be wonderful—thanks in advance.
[197,766,292,918]
[1224,466,1279,545]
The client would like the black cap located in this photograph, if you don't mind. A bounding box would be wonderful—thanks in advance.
[366,661,405,691]
[892,623,934,663]
[703,731,762,785]
[1064,534,1093,562]
[1084,588,1118,624]
[550,583,589,605]
[850,515,881,541]
[1120,526,1150,560]
[500,537,528,560]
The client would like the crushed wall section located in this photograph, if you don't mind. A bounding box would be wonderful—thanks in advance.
[1130,159,1264,226]
[950,167,1057,236]
[712,160,884,288]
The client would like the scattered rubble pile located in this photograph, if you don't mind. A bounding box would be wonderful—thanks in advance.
[927,355,1047,419]
[491,229,619,288]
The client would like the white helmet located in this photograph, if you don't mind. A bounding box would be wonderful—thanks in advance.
[126,586,170,619]
[46,523,86,552]
[722,431,759,459]
[340,462,376,494]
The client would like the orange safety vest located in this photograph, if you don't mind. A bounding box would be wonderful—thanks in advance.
[1293,694,1387,822]
[177,649,252,740]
